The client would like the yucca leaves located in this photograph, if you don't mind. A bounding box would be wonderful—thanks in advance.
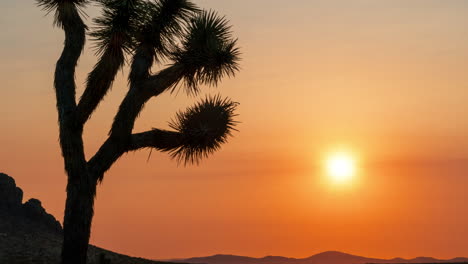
[128,0,198,82]
[136,0,199,61]
[36,0,88,10]
[171,10,241,94]
[36,0,88,27]
[168,95,238,164]
[90,0,146,56]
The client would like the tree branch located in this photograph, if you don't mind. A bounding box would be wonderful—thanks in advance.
[143,64,184,96]
[76,48,124,124]
[129,129,182,152]
[106,44,159,140]
[109,64,184,138]
[129,44,155,84]
[88,64,184,180]
[108,87,149,139]
[88,129,182,178]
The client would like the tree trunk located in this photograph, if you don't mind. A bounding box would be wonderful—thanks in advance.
[52,6,90,263]
[61,173,97,264]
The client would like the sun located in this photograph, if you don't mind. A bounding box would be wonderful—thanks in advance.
[326,153,356,183]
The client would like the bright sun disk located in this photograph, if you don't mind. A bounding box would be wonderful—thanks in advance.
[326,153,356,183]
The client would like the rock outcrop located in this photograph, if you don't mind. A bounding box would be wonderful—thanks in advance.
[0,173,62,234]
[23,198,63,233]
[0,173,23,213]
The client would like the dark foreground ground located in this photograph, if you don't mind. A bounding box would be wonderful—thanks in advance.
[0,225,166,264]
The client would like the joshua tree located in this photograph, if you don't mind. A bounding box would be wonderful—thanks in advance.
[34,0,240,263]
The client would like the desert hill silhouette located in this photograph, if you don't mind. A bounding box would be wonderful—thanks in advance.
[178,252,468,264]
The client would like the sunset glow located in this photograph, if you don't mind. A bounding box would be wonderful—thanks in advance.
[3,0,468,261]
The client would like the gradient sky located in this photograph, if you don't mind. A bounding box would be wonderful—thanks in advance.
[2,0,468,260]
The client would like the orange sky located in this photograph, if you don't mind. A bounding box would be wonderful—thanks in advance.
[2,0,468,260]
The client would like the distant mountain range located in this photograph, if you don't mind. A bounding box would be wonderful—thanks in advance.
[177,251,468,264]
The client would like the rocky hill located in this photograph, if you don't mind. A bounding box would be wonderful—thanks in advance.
[0,173,62,236]
[0,172,179,264]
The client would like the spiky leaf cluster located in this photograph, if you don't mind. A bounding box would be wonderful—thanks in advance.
[90,0,148,56]
[36,0,88,27]
[169,95,238,164]
[171,10,241,94]
[136,0,199,62]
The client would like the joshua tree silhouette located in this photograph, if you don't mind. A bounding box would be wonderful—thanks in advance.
[34,0,240,263]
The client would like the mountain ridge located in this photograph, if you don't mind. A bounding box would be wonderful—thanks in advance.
[176,251,468,264]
